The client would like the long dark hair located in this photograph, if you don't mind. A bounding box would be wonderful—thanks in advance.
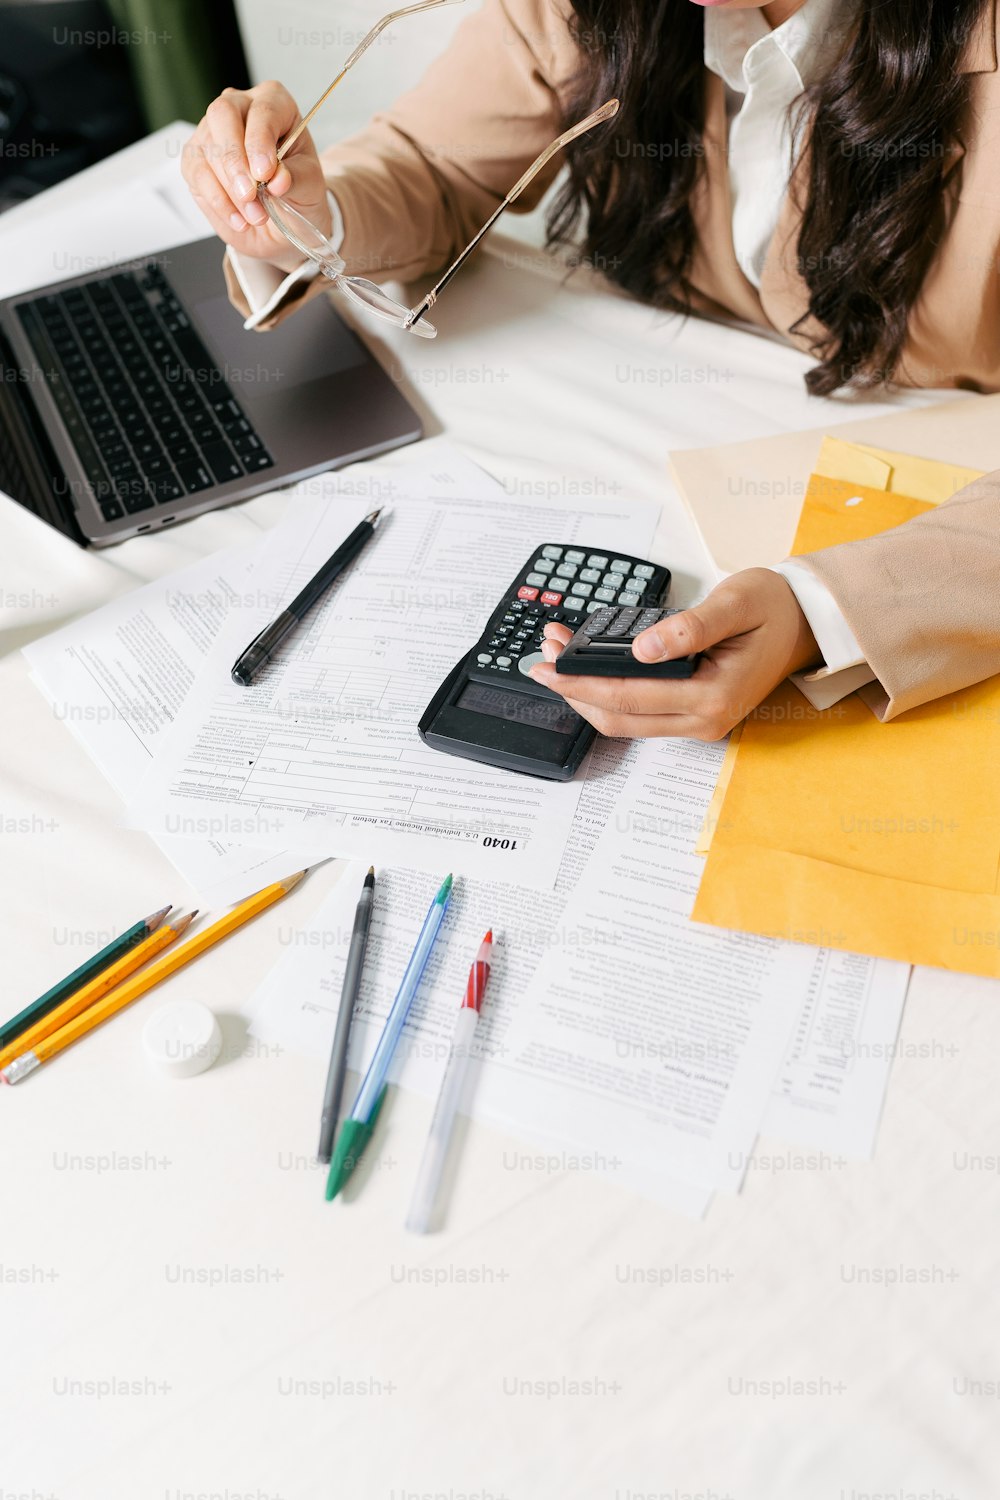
[548,0,989,395]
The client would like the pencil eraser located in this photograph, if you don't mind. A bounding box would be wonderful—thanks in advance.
[142,1001,222,1079]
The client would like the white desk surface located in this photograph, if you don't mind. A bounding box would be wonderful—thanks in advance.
[3,126,999,1500]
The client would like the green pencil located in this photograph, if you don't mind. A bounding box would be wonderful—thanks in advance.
[0,905,172,1051]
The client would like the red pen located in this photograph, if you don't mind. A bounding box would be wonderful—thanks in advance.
[405,931,493,1233]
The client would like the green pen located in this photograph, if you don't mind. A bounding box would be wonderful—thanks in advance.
[0,905,172,1052]
[326,873,453,1201]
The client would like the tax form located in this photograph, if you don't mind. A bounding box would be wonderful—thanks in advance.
[761,947,909,1158]
[23,540,300,903]
[129,449,660,889]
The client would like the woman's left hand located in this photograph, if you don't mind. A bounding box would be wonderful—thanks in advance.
[528,568,822,741]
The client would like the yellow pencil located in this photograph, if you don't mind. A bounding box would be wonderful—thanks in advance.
[2,871,307,1084]
[0,912,198,1071]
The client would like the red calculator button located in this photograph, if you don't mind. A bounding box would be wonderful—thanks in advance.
[517,586,540,601]
[540,590,563,606]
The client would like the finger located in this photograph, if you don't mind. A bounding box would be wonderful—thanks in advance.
[542,622,573,643]
[556,697,713,740]
[187,157,251,235]
[204,92,267,226]
[540,640,560,662]
[633,585,754,663]
[528,661,705,715]
[246,89,299,189]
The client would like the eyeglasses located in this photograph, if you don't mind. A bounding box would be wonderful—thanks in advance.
[257,0,619,338]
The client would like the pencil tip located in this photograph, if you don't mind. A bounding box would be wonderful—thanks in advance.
[282,869,309,891]
[147,904,173,930]
[483,929,493,943]
[368,865,375,877]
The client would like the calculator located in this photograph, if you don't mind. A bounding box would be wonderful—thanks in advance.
[555,605,699,678]
[418,544,680,780]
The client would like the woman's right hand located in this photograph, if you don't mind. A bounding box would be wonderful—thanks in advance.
[181,81,333,273]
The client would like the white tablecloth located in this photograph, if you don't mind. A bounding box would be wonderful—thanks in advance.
[3,127,998,1500]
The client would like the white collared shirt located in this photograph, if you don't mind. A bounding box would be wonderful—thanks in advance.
[703,0,855,288]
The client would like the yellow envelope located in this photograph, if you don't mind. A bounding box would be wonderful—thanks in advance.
[815,436,983,504]
[691,473,1000,977]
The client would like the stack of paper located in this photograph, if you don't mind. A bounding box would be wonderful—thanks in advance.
[25,440,911,1214]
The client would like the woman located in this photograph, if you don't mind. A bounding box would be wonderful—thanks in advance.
[182,0,1000,740]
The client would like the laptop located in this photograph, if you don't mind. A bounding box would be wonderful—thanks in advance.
[0,235,424,546]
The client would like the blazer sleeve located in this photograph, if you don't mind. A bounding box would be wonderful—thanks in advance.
[793,469,1000,721]
[224,0,577,330]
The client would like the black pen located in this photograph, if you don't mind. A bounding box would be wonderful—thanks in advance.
[318,866,376,1164]
[231,507,387,686]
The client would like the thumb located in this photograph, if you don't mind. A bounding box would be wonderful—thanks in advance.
[632,588,748,662]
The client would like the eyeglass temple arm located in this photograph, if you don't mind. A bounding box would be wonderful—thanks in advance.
[405,98,620,326]
[277,0,467,164]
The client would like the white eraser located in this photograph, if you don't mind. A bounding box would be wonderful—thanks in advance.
[142,1001,222,1079]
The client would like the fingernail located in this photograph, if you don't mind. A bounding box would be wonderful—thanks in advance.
[250,153,271,180]
[234,174,254,200]
[243,199,267,225]
[229,212,248,231]
[541,642,557,662]
[633,632,665,662]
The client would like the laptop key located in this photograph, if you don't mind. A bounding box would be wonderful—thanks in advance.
[175,459,214,493]
[200,441,243,484]
[99,499,124,522]
[121,483,155,514]
[153,475,184,504]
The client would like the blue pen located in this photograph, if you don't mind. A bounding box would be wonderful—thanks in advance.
[325,873,453,1200]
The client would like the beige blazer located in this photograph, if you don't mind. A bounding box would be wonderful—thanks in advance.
[224,0,1000,719]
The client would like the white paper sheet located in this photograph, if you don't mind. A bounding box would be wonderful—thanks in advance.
[761,947,911,1158]
[494,736,821,1194]
[128,452,660,889]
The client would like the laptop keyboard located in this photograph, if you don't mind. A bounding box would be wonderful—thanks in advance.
[16,264,274,524]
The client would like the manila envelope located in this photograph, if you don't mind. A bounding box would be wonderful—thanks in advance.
[691,473,1000,977]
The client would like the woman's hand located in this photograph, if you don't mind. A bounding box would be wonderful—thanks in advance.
[181,82,332,273]
[528,568,822,741]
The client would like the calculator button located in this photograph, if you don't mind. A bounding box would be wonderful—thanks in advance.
[618,592,641,606]
[565,549,586,563]
[629,577,648,593]
[633,564,656,579]
[517,586,540,601]
[496,656,512,668]
[547,577,565,591]
[570,582,592,597]
[607,609,640,636]
[555,562,578,578]
[541,545,562,559]
[477,652,493,664]
[584,607,617,635]
[595,586,616,602]
[526,572,547,587]
[541,590,563,606]
[518,651,545,676]
[587,554,608,569]
[611,559,632,575]
[632,608,662,635]
[580,568,601,583]
[586,600,606,614]
[603,573,626,589]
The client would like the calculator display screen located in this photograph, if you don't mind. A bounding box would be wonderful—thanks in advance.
[457,681,580,736]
